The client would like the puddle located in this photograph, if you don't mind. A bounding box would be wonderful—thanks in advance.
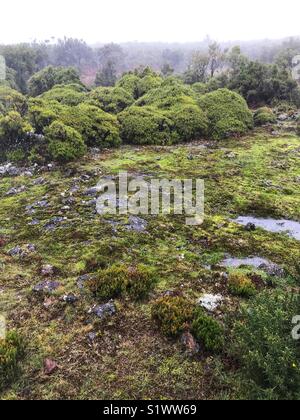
[233,216,300,241]
[221,256,285,277]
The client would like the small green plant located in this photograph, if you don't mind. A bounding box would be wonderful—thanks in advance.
[192,308,224,352]
[151,295,194,337]
[228,273,257,298]
[254,107,276,126]
[0,330,25,391]
[88,264,156,301]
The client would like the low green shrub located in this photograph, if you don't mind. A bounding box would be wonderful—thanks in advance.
[61,103,121,148]
[151,295,194,337]
[0,111,33,158]
[231,290,300,400]
[198,88,253,140]
[88,264,156,301]
[40,83,87,106]
[0,86,28,116]
[254,107,276,126]
[228,273,257,298]
[192,308,224,352]
[0,330,25,391]
[118,105,175,145]
[87,86,134,114]
[45,121,86,162]
[169,104,208,141]
[28,99,63,134]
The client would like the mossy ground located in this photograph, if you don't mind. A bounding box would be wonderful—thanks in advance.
[0,128,300,400]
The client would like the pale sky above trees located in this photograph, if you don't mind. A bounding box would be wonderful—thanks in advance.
[1,0,300,44]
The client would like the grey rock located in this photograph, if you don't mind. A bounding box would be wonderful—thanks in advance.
[90,302,117,319]
[41,264,55,277]
[6,185,26,196]
[33,281,60,293]
[198,294,223,312]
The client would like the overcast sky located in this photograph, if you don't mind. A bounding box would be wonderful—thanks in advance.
[1,0,300,44]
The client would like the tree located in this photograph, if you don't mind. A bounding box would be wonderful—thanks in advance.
[161,63,174,77]
[95,61,117,87]
[96,43,125,71]
[184,52,210,84]
[52,38,94,68]
[208,41,225,78]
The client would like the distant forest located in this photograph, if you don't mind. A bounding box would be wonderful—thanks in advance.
[1,36,300,92]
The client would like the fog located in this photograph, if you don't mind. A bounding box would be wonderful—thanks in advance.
[1,0,300,44]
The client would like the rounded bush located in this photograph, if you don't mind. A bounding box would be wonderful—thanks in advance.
[198,88,253,140]
[254,107,277,126]
[87,86,134,114]
[40,84,87,106]
[118,106,175,145]
[28,99,63,134]
[192,308,224,352]
[135,78,196,109]
[0,86,28,116]
[151,295,194,337]
[0,111,32,157]
[169,104,208,141]
[61,103,121,148]
[116,74,140,98]
[45,121,86,162]
[88,264,156,301]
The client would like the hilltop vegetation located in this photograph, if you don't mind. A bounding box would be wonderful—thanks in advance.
[0,38,300,401]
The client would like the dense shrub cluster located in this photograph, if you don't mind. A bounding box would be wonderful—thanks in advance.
[88,264,157,301]
[117,68,163,99]
[40,83,87,106]
[0,330,25,391]
[231,291,300,400]
[0,111,33,160]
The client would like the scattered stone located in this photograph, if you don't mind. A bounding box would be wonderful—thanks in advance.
[84,187,99,196]
[0,163,22,177]
[259,263,285,278]
[245,222,256,232]
[77,274,94,289]
[89,302,117,319]
[6,185,26,196]
[44,359,58,375]
[33,281,60,293]
[224,151,237,159]
[198,294,223,312]
[126,216,148,232]
[44,217,67,231]
[63,293,78,304]
[8,246,23,257]
[87,332,97,342]
[32,177,46,186]
[181,332,199,356]
[28,219,40,226]
[41,264,55,277]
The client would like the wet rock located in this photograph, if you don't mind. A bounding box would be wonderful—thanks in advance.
[181,332,199,356]
[44,358,58,375]
[198,294,223,312]
[26,200,49,214]
[0,163,22,177]
[28,219,40,226]
[8,244,36,258]
[259,263,285,278]
[6,185,26,196]
[245,222,256,232]
[90,302,117,319]
[33,281,60,293]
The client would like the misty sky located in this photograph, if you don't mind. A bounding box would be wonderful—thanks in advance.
[1,0,300,44]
